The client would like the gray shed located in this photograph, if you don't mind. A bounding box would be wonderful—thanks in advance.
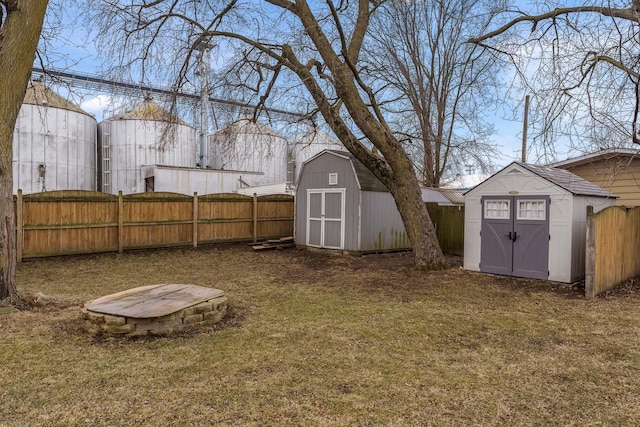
[464,161,617,283]
[295,150,410,253]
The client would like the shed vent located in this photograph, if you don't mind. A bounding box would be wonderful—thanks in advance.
[506,168,523,174]
[329,173,338,185]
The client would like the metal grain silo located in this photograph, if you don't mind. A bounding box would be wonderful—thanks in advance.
[98,100,196,194]
[12,82,97,194]
[290,128,344,183]
[207,118,288,185]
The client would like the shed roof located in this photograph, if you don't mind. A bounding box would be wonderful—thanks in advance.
[307,150,389,192]
[490,161,617,198]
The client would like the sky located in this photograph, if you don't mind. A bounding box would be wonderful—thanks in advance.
[34,3,539,172]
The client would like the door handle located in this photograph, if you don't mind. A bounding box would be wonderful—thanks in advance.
[506,231,518,241]
[512,231,517,241]
[507,231,513,241]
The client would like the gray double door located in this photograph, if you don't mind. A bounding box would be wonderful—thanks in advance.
[480,195,550,280]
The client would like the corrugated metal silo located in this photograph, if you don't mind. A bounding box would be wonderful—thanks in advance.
[12,82,97,194]
[207,118,288,185]
[291,128,344,183]
[98,100,196,194]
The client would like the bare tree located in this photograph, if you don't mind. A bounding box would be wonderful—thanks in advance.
[469,1,640,160]
[88,0,446,268]
[0,0,49,302]
[366,0,506,186]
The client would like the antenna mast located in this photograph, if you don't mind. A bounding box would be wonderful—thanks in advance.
[196,41,213,167]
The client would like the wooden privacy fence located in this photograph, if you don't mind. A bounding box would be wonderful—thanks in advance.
[425,203,465,256]
[585,205,640,298]
[15,190,294,260]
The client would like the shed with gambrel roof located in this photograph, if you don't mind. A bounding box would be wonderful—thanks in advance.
[294,149,410,253]
[464,161,617,283]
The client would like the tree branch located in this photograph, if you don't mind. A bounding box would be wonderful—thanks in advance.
[469,6,636,44]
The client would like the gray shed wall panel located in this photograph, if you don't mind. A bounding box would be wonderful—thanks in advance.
[360,191,409,251]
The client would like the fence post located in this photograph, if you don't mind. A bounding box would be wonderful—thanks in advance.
[193,192,198,248]
[16,189,23,263]
[585,205,595,299]
[118,191,124,254]
[253,193,258,243]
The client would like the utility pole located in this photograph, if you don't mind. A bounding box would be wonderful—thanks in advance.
[522,95,529,163]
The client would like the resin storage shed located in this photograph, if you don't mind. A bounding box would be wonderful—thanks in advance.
[464,162,617,283]
[295,150,410,253]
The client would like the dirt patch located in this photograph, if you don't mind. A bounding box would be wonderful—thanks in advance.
[285,246,586,299]
[598,276,640,299]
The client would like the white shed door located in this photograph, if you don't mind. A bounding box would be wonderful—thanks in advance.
[306,189,345,249]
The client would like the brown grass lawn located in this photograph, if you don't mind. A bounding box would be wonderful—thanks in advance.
[1,244,640,426]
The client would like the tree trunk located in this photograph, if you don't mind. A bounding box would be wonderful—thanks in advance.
[383,146,445,269]
[328,66,446,269]
[0,1,49,301]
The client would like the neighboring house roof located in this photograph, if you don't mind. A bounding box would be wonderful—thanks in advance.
[439,188,465,204]
[497,161,617,198]
[549,148,640,168]
[422,187,464,205]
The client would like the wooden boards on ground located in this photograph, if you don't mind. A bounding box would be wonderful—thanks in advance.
[250,236,294,251]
